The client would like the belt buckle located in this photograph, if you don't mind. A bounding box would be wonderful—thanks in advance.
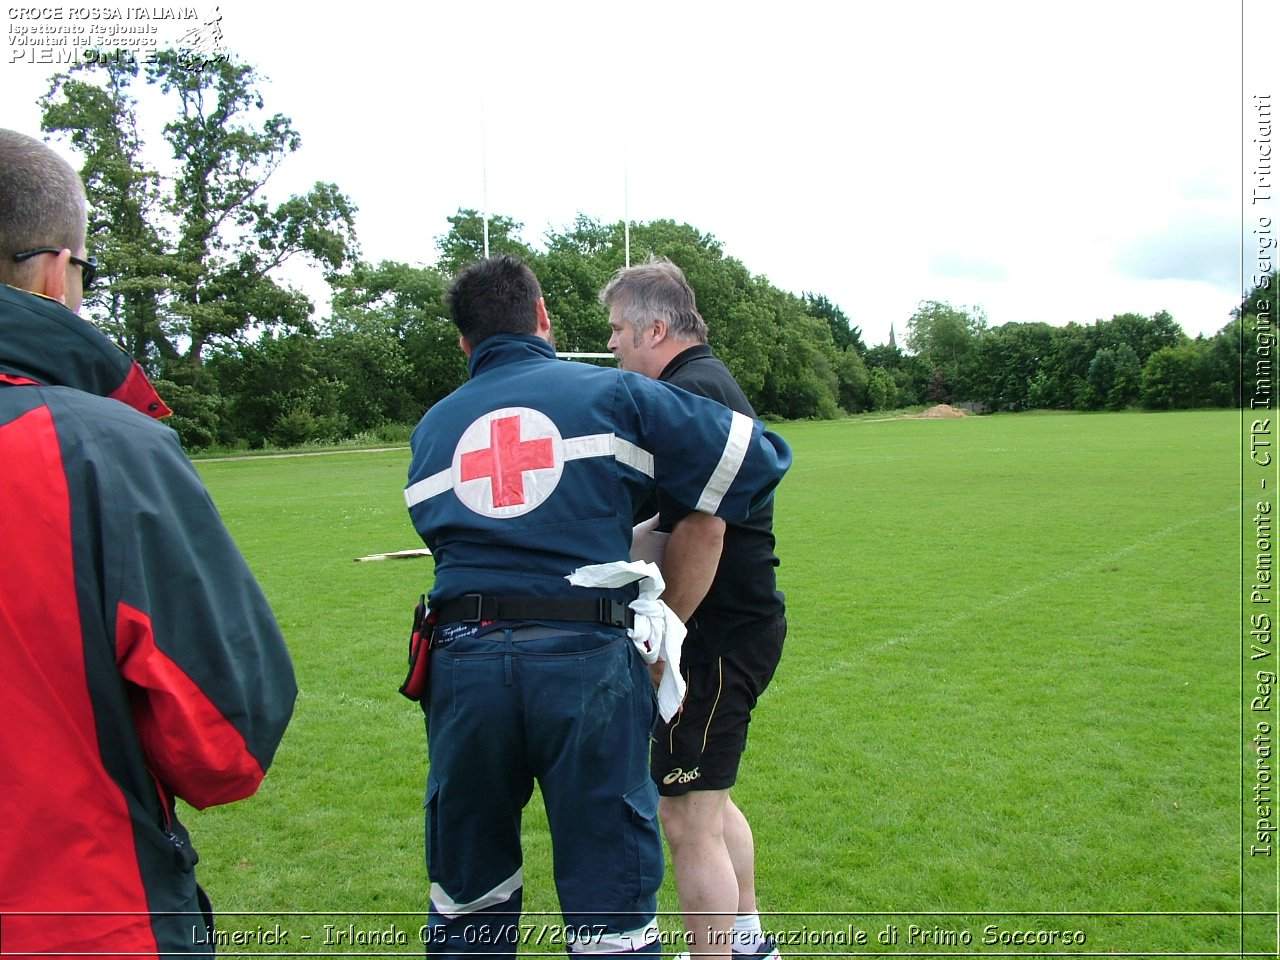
[458,593,484,623]
[598,598,630,629]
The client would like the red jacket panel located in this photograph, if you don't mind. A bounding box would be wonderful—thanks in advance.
[0,283,296,956]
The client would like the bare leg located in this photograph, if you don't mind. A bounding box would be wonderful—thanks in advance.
[722,797,757,916]
[660,790,735,959]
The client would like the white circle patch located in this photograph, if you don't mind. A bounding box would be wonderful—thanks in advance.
[452,407,564,518]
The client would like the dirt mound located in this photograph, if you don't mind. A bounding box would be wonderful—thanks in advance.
[912,404,968,419]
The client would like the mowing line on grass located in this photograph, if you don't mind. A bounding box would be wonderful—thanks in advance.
[852,504,1235,663]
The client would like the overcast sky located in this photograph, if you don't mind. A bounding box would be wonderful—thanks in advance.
[2,1,1273,346]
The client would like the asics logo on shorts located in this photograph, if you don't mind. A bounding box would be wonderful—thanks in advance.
[662,766,700,785]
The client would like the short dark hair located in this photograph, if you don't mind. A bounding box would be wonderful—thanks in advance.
[0,129,87,289]
[446,255,542,346]
[599,257,707,344]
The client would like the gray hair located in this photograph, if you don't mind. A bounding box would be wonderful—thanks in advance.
[600,257,708,344]
[0,129,87,288]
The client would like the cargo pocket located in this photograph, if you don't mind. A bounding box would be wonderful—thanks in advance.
[621,781,663,902]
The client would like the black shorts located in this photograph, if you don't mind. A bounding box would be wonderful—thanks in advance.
[650,616,785,796]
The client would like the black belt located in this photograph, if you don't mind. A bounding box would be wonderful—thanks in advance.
[433,594,634,629]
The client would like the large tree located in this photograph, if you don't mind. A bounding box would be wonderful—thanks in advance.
[328,259,461,415]
[41,49,359,372]
[905,300,988,364]
[804,292,865,354]
[1091,310,1184,365]
[435,208,534,278]
[1140,342,1215,410]
[968,321,1056,411]
[1084,343,1143,411]
[904,300,988,400]
[536,216,626,354]
[40,58,171,367]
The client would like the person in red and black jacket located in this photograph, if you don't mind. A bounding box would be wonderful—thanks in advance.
[0,128,296,957]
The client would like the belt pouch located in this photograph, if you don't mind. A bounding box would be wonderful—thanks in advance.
[399,594,435,701]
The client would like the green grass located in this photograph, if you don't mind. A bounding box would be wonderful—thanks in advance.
[183,409,1252,955]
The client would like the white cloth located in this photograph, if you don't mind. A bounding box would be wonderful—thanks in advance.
[565,560,686,721]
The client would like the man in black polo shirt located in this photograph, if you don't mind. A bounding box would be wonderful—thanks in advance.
[602,259,786,960]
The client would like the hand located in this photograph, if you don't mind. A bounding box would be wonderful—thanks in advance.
[647,660,665,692]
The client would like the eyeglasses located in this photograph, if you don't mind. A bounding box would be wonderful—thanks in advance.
[12,247,98,291]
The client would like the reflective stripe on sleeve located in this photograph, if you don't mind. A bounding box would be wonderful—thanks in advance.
[609,436,654,477]
[562,433,611,461]
[406,433,655,508]
[405,468,452,508]
[561,433,653,477]
[694,411,753,515]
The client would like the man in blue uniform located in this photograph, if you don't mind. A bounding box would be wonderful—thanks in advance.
[603,258,786,960]
[404,255,791,958]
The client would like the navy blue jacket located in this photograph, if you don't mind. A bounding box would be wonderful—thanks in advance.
[405,335,791,608]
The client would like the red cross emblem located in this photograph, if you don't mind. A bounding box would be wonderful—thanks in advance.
[461,415,555,507]
[452,408,564,517]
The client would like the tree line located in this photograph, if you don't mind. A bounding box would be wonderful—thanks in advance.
[35,51,1267,451]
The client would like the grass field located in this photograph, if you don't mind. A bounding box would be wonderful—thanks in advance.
[184,408,1254,956]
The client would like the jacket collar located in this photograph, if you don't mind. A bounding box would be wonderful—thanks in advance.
[0,282,172,419]
[657,343,714,383]
[468,334,557,377]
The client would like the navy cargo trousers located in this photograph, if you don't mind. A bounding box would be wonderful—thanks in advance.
[422,624,663,958]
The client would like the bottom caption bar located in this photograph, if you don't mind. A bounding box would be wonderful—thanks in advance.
[0,911,1274,956]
